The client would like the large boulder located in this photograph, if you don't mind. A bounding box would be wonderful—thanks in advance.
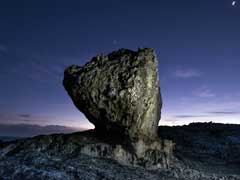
[63,48,173,167]
[63,48,161,141]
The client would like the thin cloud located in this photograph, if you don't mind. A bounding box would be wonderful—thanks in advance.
[172,68,202,79]
[175,111,240,118]
[0,113,51,124]
[19,114,31,118]
[0,123,85,137]
[193,86,215,98]
[208,111,240,115]
[174,115,209,118]
[162,118,179,122]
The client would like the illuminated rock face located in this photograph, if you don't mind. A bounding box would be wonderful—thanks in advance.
[63,48,161,140]
[63,48,173,167]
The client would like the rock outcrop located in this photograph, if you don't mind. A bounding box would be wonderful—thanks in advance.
[1,123,240,180]
[63,48,161,140]
[63,48,173,167]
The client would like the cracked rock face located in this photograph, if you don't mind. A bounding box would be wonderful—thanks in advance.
[63,48,161,141]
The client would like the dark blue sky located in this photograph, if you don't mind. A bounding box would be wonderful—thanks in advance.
[0,0,240,132]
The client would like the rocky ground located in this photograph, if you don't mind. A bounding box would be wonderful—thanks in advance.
[159,122,240,178]
[0,122,239,180]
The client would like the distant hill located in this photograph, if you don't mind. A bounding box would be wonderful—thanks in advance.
[0,136,26,142]
[0,123,86,137]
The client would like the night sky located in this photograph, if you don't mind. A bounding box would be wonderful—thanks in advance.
[0,0,240,136]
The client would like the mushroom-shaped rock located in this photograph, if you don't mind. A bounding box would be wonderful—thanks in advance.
[63,48,173,167]
[63,48,161,141]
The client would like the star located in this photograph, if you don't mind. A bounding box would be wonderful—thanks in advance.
[113,40,118,45]
[232,1,236,6]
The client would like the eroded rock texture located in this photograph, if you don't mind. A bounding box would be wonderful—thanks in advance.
[63,48,161,140]
[63,48,172,167]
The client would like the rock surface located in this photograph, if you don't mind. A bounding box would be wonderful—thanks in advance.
[159,122,240,172]
[63,48,161,141]
[0,123,240,180]
[63,48,171,167]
